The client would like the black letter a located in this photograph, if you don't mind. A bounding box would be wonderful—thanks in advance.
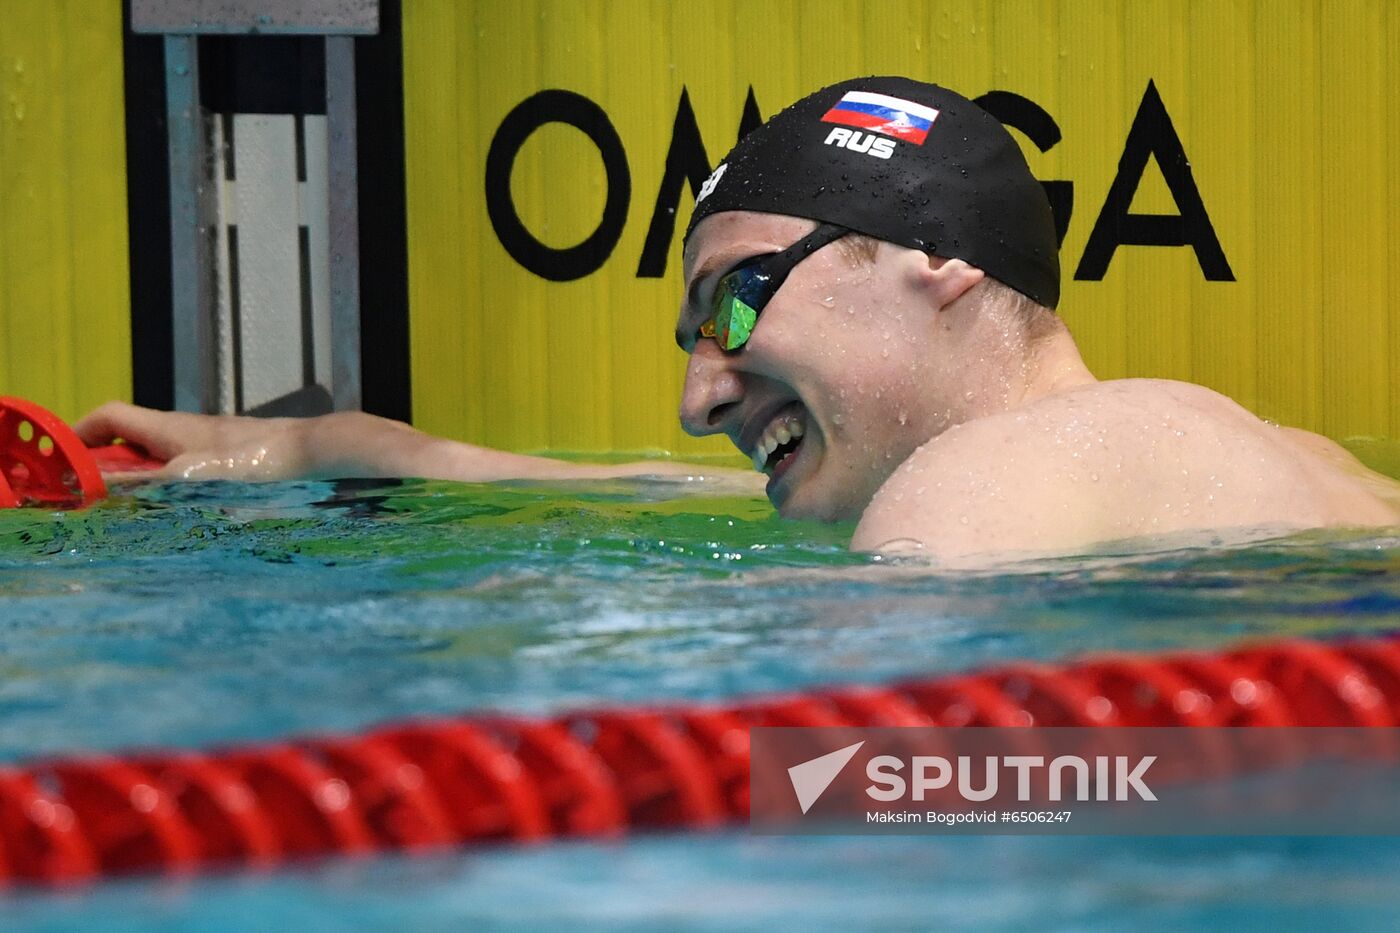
[636,87,762,278]
[1074,80,1233,282]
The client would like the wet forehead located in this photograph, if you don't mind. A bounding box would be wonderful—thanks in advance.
[682,211,819,282]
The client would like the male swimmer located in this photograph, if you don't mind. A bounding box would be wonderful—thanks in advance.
[78,77,1400,563]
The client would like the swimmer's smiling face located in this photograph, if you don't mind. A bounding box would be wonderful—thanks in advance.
[677,210,983,522]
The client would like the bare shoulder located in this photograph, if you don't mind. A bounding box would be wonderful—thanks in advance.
[850,395,1119,561]
[852,378,1400,561]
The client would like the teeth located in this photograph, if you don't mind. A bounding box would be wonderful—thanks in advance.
[750,414,807,473]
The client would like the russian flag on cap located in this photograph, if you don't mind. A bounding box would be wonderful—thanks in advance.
[819,90,940,145]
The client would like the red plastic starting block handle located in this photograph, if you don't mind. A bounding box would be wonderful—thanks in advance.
[0,397,107,508]
[0,398,164,509]
[88,443,166,475]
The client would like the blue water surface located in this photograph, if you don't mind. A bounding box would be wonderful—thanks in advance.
[0,477,1398,931]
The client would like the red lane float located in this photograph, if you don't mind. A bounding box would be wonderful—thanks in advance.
[0,634,1397,885]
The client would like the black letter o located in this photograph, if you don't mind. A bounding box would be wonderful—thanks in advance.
[485,90,632,282]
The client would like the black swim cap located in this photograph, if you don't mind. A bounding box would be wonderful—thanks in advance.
[685,76,1060,309]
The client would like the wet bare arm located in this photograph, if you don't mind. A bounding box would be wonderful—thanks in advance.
[74,402,759,486]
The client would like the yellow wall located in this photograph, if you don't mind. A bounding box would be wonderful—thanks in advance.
[0,1,131,422]
[403,0,1400,456]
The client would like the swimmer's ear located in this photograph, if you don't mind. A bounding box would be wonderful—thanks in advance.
[916,255,985,311]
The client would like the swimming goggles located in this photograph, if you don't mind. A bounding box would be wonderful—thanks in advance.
[698,223,851,351]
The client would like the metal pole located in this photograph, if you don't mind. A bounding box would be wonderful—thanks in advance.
[325,36,362,412]
[163,35,220,413]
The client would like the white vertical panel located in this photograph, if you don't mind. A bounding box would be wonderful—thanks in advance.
[232,114,302,410]
[301,114,332,390]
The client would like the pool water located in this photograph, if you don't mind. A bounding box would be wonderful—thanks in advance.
[2,476,1400,930]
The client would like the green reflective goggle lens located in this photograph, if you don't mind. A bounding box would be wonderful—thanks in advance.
[696,223,850,352]
[713,275,761,350]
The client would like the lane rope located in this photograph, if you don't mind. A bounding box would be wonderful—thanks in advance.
[0,633,1396,884]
